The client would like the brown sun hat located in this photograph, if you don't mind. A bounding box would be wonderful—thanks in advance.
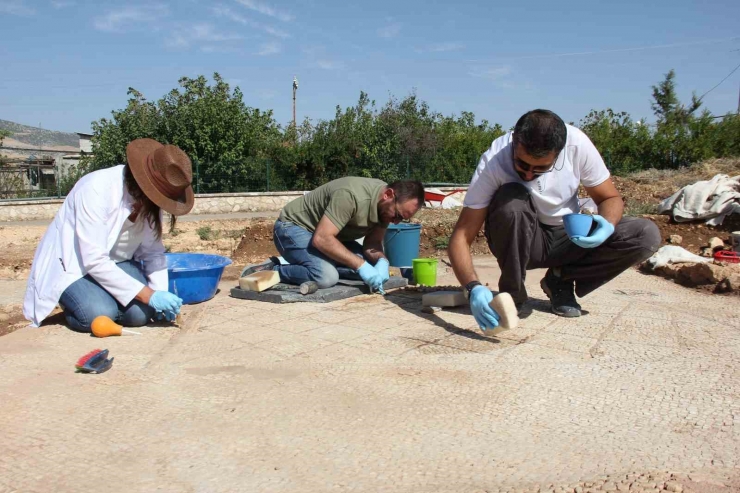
[125,138,195,216]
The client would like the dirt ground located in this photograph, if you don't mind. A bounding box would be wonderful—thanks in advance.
[648,213,740,255]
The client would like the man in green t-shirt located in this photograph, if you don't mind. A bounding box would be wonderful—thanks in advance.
[242,177,425,292]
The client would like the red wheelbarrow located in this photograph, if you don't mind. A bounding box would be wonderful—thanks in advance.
[424,188,466,203]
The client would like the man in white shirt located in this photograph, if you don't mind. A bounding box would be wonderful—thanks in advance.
[449,110,660,329]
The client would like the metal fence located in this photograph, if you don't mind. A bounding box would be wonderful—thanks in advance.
[191,157,291,194]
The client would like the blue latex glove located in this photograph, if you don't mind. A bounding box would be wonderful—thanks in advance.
[148,291,183,322]
[569,214,615,249]
[357,261,384,293]
[469,285,500,331]
[375,258,390,295]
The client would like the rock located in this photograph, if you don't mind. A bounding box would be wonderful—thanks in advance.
[602,482,617,492]
[715,278,734,293]
[422,290,467,307]
[668,235,682,244]
[0,313,9,322]
[617,484,630,492]
[575,487,583,493]
[664,482,682,493]
[708,237,724,251]
[673,262,739,286]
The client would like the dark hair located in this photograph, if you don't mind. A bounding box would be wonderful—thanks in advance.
[123,165,176,240]
[512,109,567,158]
[388,180,425,206]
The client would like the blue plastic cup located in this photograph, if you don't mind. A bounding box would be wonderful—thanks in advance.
[563,213,594,239]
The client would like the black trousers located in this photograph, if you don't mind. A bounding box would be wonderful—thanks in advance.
[484,183,661,304]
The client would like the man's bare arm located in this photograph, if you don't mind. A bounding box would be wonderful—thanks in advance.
[362,226,387,265]
[449,207,488,286]
[584,179,623,226]
[312,216,364,270]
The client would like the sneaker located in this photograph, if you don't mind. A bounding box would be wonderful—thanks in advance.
[540,269,581,318]
[515,302,533,318]
[240,257,278,277]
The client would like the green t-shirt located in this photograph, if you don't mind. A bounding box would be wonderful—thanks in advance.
[279,177,387,241]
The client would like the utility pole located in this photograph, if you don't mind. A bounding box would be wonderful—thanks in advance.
[292,76,298,127]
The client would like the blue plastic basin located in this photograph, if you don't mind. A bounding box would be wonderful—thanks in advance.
[166,253,232,304]
[563,213,594,239]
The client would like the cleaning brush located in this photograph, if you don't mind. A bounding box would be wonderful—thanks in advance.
[75,349,114,374]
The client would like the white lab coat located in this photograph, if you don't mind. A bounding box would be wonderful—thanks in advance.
[23,165,169,327]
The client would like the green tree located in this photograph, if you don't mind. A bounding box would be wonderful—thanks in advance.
[579,109,652,174]
[85,73,285,193]
[651,69,702,125]
[581,70,739,173]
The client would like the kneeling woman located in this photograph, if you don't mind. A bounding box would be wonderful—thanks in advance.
[24,138,194,331]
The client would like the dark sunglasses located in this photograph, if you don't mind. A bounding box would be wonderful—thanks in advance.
[512,147,559,176]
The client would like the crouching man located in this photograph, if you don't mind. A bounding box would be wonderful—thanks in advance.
[242,177,424,292]
[449,109,661,332]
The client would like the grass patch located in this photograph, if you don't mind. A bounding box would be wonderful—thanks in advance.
[624,200,659,216]
[194,227,244,242]
[434,236,450,250]
[196,226,216,241]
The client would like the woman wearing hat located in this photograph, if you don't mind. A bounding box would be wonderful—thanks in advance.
[23,138,195,331]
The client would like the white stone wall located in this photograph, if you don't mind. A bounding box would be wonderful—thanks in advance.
[0,188,468,222]
[189,192,305,215]
[0,199,64,222]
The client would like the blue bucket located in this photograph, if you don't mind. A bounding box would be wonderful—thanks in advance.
[383,223,421,267]
[166,253,232,304]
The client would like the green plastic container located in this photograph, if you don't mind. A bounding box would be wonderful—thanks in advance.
[412,258,438,286]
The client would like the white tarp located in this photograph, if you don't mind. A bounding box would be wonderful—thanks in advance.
[642,245,711,270]
[658,174,740,225]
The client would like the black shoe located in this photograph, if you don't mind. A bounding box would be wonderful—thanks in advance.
[540,269,581,318]
[240,257,278,277]
[515,302,533,318]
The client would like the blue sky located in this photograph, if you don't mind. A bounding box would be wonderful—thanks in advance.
[1,0,739,134]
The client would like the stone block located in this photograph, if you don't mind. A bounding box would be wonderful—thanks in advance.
[421,290,466,307]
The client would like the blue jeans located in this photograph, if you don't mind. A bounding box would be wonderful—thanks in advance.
[59,260,156,332]
[273,220,363,288]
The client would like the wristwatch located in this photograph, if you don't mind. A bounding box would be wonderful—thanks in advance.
[463,280,482,300]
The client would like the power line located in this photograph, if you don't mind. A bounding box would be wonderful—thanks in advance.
[698,61,740,101]
[463,36,739,63]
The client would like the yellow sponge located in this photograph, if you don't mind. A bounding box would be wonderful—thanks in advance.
[239,270,280,292]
